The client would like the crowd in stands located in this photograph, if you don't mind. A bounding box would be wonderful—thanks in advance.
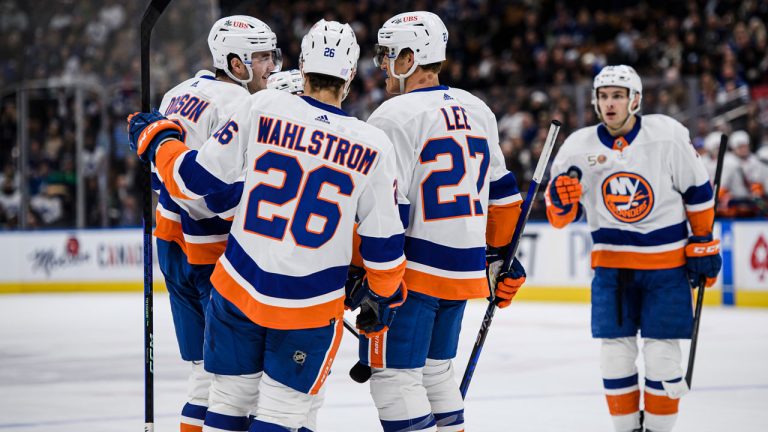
[0,0,767,229]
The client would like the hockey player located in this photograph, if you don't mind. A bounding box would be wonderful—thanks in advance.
[152,15,281,432]
[267,69,304,95]
[361,11,526,431]
[129,19,406,432]
[701,130,764,216]
[545,65,722,432]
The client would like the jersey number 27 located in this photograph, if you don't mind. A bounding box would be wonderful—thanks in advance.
[421,136,489,220]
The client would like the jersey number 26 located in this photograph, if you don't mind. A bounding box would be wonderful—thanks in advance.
[243,151,353,248]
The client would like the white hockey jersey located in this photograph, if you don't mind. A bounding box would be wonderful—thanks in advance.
[546,114,715,270]
[154,90,406,330]
[368,86,522,301]
[702,152,749,200]
[154,71,249,264]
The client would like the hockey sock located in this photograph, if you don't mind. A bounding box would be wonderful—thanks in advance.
[423,359,464,432]
[601,338,641,432]
[181,403,207,432]
[643,339,687,432]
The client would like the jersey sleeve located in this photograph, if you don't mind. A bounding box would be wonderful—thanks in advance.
[485,114,523,247]
[154,103,250,201]
[668,125,714,236]
[367,112,415,229]
[355,143,406,298]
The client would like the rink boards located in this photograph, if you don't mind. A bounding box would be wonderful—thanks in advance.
[0,221,766,307]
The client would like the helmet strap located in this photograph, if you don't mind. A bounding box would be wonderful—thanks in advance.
[387,56,418,94]
[224,57,254,90]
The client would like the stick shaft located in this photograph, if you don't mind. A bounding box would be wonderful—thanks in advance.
[460,120,561,398]
[139,1,172,429]
[685,132,727,388]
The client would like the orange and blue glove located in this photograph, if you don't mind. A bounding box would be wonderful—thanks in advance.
[127,110,182,163]
[548,173,582,213]
[486,246,526,308]
[684,235,722,288]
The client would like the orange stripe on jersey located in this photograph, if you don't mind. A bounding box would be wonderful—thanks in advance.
[364,260,406,298]
[186,241,227,265]
[309,319,343,395]
[155,139,193,200]
[180,424,202,432]
[369,333,385,368]
[644,392,680,415]
[686,207,714,237]
[211,263,345,330]
[486,200,522,248]
[404,268,488,300]
[154,211,186,252]
[351,226,364,268]
[592,248,685,270]
[605,390,640,416]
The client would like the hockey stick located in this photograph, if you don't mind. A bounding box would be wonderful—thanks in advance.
[343,317,373,383]
[685,132,727,389]
[140,1,172,430]
[460,120,561,399]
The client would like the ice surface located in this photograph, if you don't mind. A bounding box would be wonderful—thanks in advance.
[1,293,766,431]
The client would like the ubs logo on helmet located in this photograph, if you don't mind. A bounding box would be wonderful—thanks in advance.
[601,172,654,223]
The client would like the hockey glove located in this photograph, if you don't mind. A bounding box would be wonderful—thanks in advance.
[485,245,508,293]
[355,282,407,338]
[685,235,722,288]
[127,110,183,163]
[548,174,582,212]
[494,258,526,308]
[344,265,367,310]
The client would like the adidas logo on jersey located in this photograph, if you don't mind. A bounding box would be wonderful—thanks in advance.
[315,114,330,124]
[443,93,453,101]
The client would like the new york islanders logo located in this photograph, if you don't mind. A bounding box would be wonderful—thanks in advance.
[601,172,654,223]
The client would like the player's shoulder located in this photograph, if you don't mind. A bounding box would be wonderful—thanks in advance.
[370,85,492,122]
[445,87,492,111]
[560,124,599,152]
[641,114,688,133]
[353,118,396,151]
[243,88,295,112]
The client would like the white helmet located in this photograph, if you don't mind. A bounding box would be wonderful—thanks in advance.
[729,130,750,150]
[704,131,724,153]
[208,15,282,87]
[267,69,304,94]
[300,19,359,82]
[375,11,448,93]
[592,65,643,121]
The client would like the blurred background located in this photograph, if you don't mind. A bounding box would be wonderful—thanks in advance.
[0,0,766,230]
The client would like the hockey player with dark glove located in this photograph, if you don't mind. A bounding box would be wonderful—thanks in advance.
[684,234,722,288]
[486,246,526,308]
[127,109,183,163]
[344,265,407,337]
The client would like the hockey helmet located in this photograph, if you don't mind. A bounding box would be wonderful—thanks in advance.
[300,19,359,82]
[592,65,643,118]
[208,16,282,87]
[374,11,448,93]
[704,132,723,153]
[728,130,750,150]
[267,69,304,94]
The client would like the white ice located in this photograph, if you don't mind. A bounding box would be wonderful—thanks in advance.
[0,293,766,431]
